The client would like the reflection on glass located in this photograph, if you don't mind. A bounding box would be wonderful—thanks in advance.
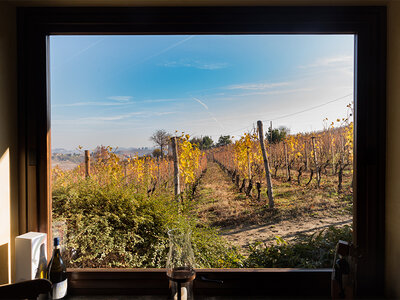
[166,228,196,300]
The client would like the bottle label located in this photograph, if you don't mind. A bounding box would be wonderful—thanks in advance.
[51,279,67,299]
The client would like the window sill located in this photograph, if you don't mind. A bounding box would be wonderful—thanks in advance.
[67,268,332,297]
[66,296,328,300]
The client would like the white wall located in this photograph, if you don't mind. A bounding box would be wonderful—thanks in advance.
[0,3,17,284]
[0,149,11,284]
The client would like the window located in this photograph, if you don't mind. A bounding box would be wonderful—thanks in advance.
[49,34,354,271]
[18,6,386,297]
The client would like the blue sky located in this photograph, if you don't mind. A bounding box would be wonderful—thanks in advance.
[50,35,354,150]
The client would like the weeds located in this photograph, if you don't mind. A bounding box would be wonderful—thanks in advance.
[244,225,352,268]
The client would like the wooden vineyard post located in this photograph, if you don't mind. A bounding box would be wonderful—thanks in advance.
[145,158,149,193]
[245,146,253,197]
[84,150,90,178]
[157,156,160,184]
[167,160,171,189]
[257,120,274,209]
[331,142,336,175]
[123,160,127,183]
[269,121,273,143]
[246,147,252,182]
[311,136,320,184]
[304,140,308,171]
[284,142,290,181]
[171,137,181,200]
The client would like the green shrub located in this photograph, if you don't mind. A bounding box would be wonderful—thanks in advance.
[244,225,352,268]
[53,166,351,269]
[52,177,240,268]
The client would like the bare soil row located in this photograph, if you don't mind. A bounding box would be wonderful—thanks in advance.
[193,161,352,253]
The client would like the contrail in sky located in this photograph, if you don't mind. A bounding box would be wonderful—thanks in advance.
[53,37,107,71]
[191,96,225,130]
[192,97,209,110]
[145,35,195,61]
[103,35,195,83]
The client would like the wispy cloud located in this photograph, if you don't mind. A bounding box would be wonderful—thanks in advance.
[53,111,177,124]
[162,59,228,70]
[225,82,289,90]
[53,96,133,107]
[53,101,129,107]
[84,115,132,121]
[140,98,177,104]
[299,55,353,69]
[107,96,133,102]
[236,87,314,97]
[215,97,235,101]
[192,97,209,110]
[154,112,176,116]
[83,111,145,121]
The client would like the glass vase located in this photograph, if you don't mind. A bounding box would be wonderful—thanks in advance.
[166,228,196,300]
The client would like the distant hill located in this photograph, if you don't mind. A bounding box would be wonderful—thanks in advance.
[52,152,83,170]
[52,148,81,155]
[52,147,155,156]
[115,147,155,157]
[51,147,156,170]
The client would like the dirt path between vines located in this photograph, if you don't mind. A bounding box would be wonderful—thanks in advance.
[195,162,352,254]
[221,215,352,253]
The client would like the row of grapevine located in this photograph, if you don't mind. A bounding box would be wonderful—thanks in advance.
[211,120,353,199]
[52,134,207,199]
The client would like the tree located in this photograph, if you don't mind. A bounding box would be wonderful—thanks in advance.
[216,135,232,147]
[201,136,214,149]
[190,136,214,150]
[190,137,202,148]
[267,126,289,144]
[150,129,170,158]
[152,148,162,158]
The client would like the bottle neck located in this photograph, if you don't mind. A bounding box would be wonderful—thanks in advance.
[53,245,61,254]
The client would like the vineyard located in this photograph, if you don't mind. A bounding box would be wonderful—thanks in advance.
[212,120,353,200]
[52,116,353,269]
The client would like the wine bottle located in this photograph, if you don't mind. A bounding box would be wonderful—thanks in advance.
[47,237,67,299]
[35,243,48,279]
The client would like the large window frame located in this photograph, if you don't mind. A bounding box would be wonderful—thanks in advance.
[17,6,386,297]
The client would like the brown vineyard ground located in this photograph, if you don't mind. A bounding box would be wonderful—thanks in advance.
[193,161,352,253]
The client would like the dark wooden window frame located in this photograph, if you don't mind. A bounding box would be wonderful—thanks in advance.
[17,6,386,297]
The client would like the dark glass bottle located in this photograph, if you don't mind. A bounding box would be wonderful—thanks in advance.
[47,237,67,299]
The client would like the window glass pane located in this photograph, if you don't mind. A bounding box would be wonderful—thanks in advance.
[50,35,354,268]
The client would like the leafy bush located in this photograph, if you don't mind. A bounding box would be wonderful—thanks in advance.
[53,174,240,268]
[53,171,351,269]
[52,147,351,269]
[244,225,352,268]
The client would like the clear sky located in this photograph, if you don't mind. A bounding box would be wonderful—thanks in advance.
[50,35,354,150]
